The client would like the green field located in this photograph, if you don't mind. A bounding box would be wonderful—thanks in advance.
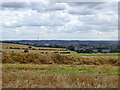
[73,53,119,56]
[3,64,119,74]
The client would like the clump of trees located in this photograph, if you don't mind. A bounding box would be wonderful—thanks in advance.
[67,46,75,51]
[76,49,94,53]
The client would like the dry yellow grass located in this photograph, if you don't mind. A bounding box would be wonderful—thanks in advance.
[2,52,119,88]
[1,43,65,50]
[2,52,119,66]
[2,64,118,88]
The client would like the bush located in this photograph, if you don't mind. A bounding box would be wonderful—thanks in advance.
[9,47,12,49]
[67,46,75,51]
[54,52,58,53]
[32,48,37,50]
[24,49,29,53]
[28,46,32,49]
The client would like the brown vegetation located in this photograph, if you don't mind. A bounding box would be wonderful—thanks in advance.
[2,64,118,88]
[3,71,118,88]
[2,52,119,66]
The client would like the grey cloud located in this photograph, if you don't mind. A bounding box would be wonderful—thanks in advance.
[4,25,22,28]
[68,2,117,15]
[68,9,94,15]
[2,2,66,12]
[2,2,27,9]
[68,2,105,8]
[67,2,104,15]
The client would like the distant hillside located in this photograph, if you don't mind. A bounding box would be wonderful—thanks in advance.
[1,40,118,50]
[2,40,118,45]
[1,42,76,54]
[1,40,119,53]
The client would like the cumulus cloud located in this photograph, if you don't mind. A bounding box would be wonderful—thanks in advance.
[1,2,118,40]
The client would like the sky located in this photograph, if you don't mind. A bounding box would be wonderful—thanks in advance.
[1,2,118,40]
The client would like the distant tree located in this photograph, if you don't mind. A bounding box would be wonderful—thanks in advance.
[98,49,102,53]
[84,49,93,53]
[76,49,84,53]
[49,44,52,47]
[24,49,29,53]
[67,46,75,51]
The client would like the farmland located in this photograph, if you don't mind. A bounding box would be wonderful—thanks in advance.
[1,42,119,88]
[73,53,119,56]
[1,43,76,54]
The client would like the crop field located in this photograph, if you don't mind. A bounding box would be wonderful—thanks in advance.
[73,53,120,56]
[1,43,76,54]
[1,43,119,88]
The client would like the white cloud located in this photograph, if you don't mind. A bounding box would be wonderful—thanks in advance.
[1,2,118,40]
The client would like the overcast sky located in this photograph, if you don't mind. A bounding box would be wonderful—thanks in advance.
[1,2,118,40]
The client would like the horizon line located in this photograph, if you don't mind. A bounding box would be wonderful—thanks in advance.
[1,39,118,41]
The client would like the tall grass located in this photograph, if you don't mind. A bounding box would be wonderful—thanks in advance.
[2,52,119,66]
[2,69,118,88]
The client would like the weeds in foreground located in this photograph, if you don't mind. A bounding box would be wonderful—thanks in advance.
[2,64,119,88]
[2,69,118,88]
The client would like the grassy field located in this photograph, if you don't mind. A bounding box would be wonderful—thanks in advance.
[1,42,119,88]
[1,42,119,56]
[1,43,76,54]
[2,64,118,88]
[73,53,119,56]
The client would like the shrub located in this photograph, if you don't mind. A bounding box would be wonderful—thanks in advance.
[32,48,37,50]
[24,49,29,53]
[9,47,12,49]
[28,46,32,49]
[54,52,58,53]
